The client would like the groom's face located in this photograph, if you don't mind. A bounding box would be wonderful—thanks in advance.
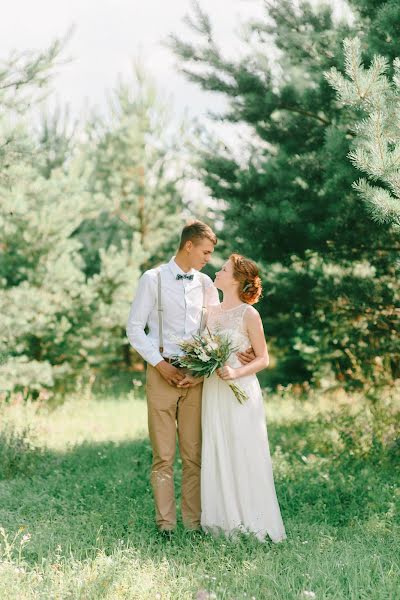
[186,238,215,271]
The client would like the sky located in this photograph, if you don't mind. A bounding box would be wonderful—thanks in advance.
[0,0,265,122]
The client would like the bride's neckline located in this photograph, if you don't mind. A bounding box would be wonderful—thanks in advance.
[219,302,247,313]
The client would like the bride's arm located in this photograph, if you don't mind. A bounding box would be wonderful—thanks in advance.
[218,307,269,380]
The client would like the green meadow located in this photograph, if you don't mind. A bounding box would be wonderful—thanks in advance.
[0,384,398,599]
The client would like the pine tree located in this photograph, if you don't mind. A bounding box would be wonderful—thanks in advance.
[349,0,400,62]
[0,40,64,181]
[0,148,146,398]
[77,65,187,279]
[326,37,400,228]
[170,0,399,389]
[0,47,148,398]
[35,104,77,179]
[1,55,191,399]
[0,158,103,398]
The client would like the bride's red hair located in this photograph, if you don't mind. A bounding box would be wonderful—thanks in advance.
[230,254,262,305]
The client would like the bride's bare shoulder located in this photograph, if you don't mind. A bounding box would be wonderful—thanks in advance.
[244,304,260,316]
[243,305,262,324]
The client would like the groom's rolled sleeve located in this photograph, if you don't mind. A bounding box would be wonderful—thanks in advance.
[126,272,164,367]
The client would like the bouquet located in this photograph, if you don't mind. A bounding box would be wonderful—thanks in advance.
[172,328,248,404]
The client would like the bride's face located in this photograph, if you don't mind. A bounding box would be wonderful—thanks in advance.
[214,259,238,291]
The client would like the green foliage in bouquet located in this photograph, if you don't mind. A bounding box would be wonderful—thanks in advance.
[172,330,232,376]
[172,329,248,403]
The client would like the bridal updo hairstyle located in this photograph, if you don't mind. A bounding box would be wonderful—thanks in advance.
[230,253,262,305]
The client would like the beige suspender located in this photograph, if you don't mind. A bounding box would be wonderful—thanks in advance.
[198,276,206,333]
[157,269,206,356]
[157,270,164,354]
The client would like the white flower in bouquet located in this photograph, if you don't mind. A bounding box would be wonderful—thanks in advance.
[198,350,212,362]
[172,328,248,404]
[205,340,219,352]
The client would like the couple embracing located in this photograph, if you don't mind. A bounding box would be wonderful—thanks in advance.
[127,221,286,543]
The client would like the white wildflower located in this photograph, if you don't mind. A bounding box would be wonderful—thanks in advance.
[198,351,211,362]
[205,341,218,352]
[14,566,25,574]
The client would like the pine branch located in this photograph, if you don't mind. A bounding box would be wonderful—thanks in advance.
[279,103,331,126]
[353,179,400,225]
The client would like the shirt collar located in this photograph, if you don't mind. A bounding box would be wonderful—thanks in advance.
[168,256,196,279]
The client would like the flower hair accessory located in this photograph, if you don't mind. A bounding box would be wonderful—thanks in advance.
[242,282,251,292]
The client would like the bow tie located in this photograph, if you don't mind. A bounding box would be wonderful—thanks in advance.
[176,274,194,281]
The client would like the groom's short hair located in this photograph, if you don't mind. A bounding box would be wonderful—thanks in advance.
[179,220,217,249]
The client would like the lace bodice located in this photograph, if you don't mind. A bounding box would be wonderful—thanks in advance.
[206,303,251,368]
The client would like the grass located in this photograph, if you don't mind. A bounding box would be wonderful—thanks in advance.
[0,384,398,600]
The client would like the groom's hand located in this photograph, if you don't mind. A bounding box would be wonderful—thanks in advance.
[177,374,204,388]
[237,346,255,365]
[155,361,185,387]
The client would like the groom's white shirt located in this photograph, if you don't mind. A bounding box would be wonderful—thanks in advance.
[126,256,219,367]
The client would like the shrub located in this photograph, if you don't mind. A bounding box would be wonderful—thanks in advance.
[0,423,42,480]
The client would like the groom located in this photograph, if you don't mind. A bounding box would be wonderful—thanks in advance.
[126,220,252,534]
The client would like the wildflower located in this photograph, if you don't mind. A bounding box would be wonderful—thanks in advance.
[21,533,31,544]
[14,566,25,574]
[205,341,218,351]
[198,351,211,363]
[172,329,248,403]
[302,592,316,598]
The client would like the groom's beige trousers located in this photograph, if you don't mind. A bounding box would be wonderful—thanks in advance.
[146,364,203,531]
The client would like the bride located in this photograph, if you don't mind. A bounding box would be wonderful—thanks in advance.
[201,253,286,543]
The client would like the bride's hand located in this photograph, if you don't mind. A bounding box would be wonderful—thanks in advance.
[217,366,237,381]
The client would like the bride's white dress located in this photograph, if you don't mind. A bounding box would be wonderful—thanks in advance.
[201,303,286,543]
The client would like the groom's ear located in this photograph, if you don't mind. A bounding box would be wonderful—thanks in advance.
[184,240,193,253]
